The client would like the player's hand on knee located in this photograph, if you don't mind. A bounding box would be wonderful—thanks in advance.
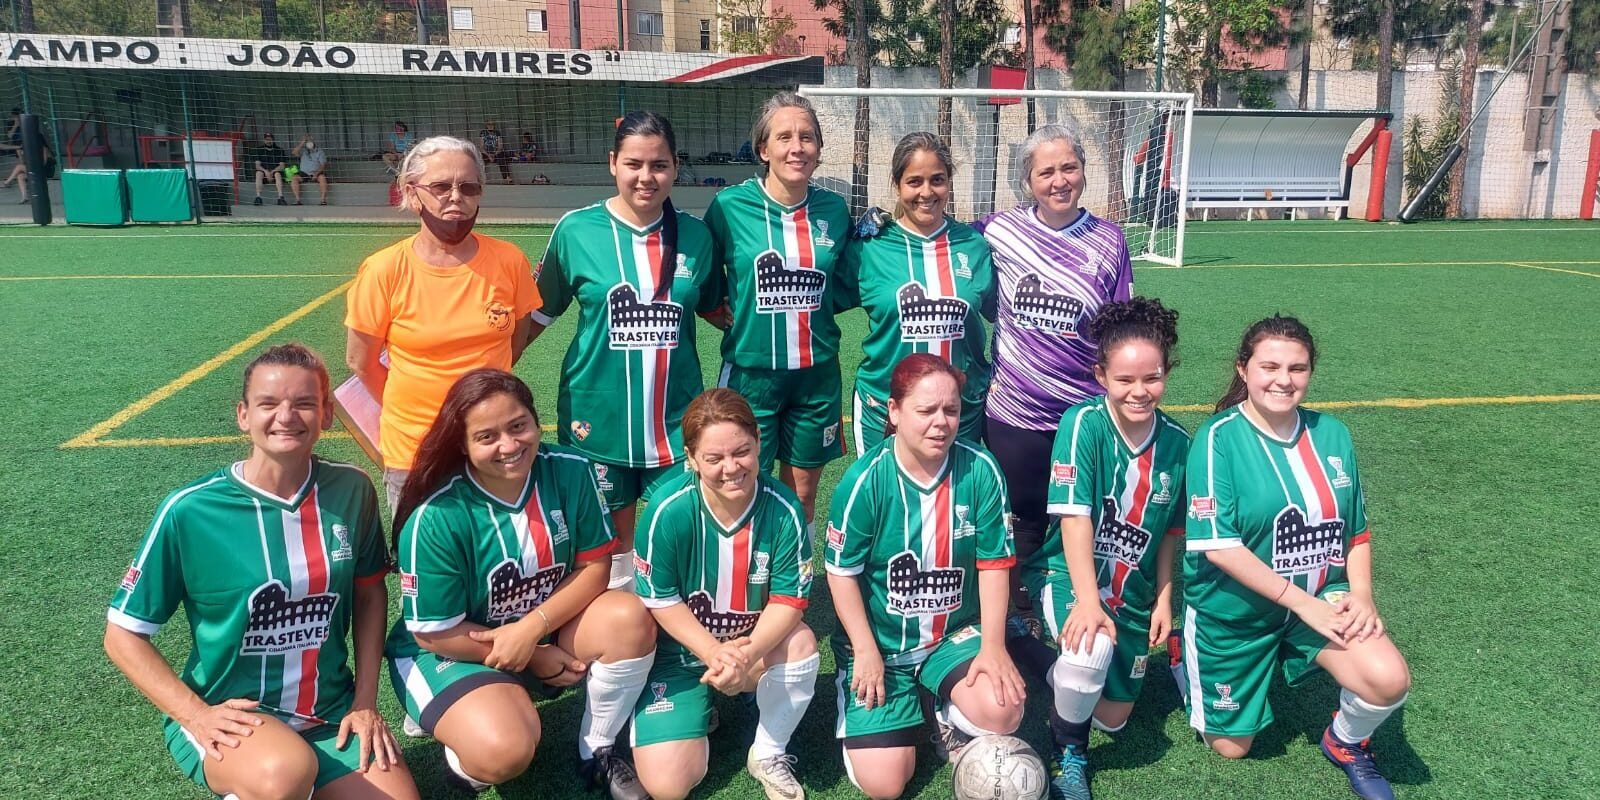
[1060,603,1116,655]
[471,616,547,672]
[528,643,587,687]
[967,645,1026,707]
[185,698,264,759]
[850,649,887,709]
[1290,594,1347,647]
[337,704,399,772]
[1333,590,1384,642]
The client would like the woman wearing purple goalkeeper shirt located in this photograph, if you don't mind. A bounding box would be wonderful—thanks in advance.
[975,123,1134,639]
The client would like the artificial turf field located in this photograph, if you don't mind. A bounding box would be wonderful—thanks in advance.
[2,219,1597,799]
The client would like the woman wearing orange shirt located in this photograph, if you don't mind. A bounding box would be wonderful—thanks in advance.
[345,136,541,511]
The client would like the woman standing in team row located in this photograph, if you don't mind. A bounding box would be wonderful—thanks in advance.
[826,354,1024,800]
[705,92,852,525]
[1185,316,1411,800]
[836,132,997,455]
[631,388,819,800]
[346,136,541,513]
[1026,298,1187,800]
[976,123,1134,638]
[531,111,721,587]
[387,370,654,800]
[105,344,419,800]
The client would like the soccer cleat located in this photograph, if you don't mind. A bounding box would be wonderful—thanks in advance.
[443,769,487,796]
[579,745,651,800]
[1005,611,1043,642]
[401,715,426,738]
[1048,745,1092,800]
[1320,727,1395,800]
[253,196,263,206]
[747,749,806,800]
[932,717,974,765]
[276,197,288,206]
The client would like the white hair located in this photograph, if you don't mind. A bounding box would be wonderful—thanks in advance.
[1015,123,1087,200]
[396,135,486,212]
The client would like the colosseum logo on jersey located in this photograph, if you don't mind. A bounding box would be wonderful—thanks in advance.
[1270,506,1345,575]
[240,580,339,655]
[485,560,567,624]
[897,282,968,342]
[606,283,683,350]
[1011,273,1084,336]
[753,249,827,313]
[885,551,965,616]
[686,590,761,641]
[1094,496,1153,616]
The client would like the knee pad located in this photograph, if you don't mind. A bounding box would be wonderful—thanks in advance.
[1050,632,1114,693]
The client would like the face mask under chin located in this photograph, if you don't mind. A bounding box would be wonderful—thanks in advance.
[419,205,478,246]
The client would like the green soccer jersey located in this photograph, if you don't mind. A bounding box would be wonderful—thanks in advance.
[634,470,812,667]
[388,445,616,658]
[1184,407,1370,624]
[108,459,390,730]
[1030,399,1190,625]
[825,438,1014,665]
[534,202,721,468]
[705,178,851,371]
[835,218,996,413]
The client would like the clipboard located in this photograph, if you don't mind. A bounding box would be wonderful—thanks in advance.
[333,374,383,466]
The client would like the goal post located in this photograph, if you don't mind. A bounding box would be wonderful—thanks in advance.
[797,86,1196,267]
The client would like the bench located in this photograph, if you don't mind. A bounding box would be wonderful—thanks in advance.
[1183,109,1392,220]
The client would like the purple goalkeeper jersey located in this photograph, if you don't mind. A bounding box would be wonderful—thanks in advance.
[977,206,1134,431]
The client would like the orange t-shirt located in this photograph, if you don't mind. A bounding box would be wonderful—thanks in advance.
[344,233,540,469]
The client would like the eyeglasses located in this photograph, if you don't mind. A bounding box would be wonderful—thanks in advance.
[412,181,484,199]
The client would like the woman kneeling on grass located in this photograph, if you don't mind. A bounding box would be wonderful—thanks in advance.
[1183,315,1411,800]
[385,369,654,799]
[826,353,1025,800]
[105,343,419,800]
[630,387,819,800]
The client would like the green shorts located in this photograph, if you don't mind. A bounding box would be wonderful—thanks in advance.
[719,361,845,471]
[1182,582,1348,738]
[1026,570,1154,704]
[388,649,526,734]
[164,715,359,793]
[592,461,683,511]
[851,389,985,457]
[628,659,715,747]
[831,624,984,748]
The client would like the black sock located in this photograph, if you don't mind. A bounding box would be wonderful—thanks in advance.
[1006,634,1057,686]
[1051,706,1091,751]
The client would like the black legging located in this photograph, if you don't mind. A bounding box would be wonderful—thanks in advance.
[983,415,1054,604]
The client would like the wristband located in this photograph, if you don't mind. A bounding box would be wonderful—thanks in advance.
[534,606,552,633]
[1273,578,1292,604]
[533,665,567,681]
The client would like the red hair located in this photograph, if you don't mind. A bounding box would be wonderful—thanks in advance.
[884,353,965,437]
[681,387,759,454]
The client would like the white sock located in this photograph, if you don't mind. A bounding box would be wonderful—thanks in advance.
[1331,688,1406,744]
[751,652,820,759]
[1091,716,1127,733]
[580,652,655,759]
[444,745,493,790]
[608,552,635,590]
[1050,632,1114,724]
[940,703,1000,737]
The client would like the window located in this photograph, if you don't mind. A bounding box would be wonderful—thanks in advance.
[450,6,473,30]
[635,11,664,36]
[700,19,711,50]
[527,9,547,32]
[1003,25,1021,46]
[732,16,757,35]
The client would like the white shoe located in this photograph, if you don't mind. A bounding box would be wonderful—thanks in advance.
[401,715,426,738]
[747,749,805,800]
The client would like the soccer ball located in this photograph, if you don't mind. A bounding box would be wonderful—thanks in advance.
[951,735,1047,800]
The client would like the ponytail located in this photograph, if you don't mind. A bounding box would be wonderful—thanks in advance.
[657,198,678,302]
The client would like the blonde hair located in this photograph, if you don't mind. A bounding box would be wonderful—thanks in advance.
[751,91,823,172]
[395,135,486,212]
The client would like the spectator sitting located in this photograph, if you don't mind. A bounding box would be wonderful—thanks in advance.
[518,130,538,162]
[291,133,329,206]
[480,120,513,184]
[2,141,56,203]
[250,132,289,206]
[377,120,412,174]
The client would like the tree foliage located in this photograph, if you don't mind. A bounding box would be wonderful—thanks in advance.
[1036,0,1157,91]
[1163,0,1299,104]
[812,0,1013,70]
[721,0,800,55]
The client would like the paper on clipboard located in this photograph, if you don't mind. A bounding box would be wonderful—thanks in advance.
[333,375,383,466]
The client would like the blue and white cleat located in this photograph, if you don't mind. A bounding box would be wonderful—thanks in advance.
[1048,744,1092,800]
[1320,727,1395,800]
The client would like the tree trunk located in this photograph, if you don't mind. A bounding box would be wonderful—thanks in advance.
[1448,0,1484,218]
[1297,0,1313,109]
[937,0,955,147]
[852,0,873,215]
[1376,0,1395,110]
[1201,29,1221,106]
[1024,0,1035,131]
[262,0,280,39]
[16,0,36,33]
[1108,0,1127,212]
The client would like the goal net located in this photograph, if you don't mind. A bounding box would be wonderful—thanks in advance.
[797,87,1195,267]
